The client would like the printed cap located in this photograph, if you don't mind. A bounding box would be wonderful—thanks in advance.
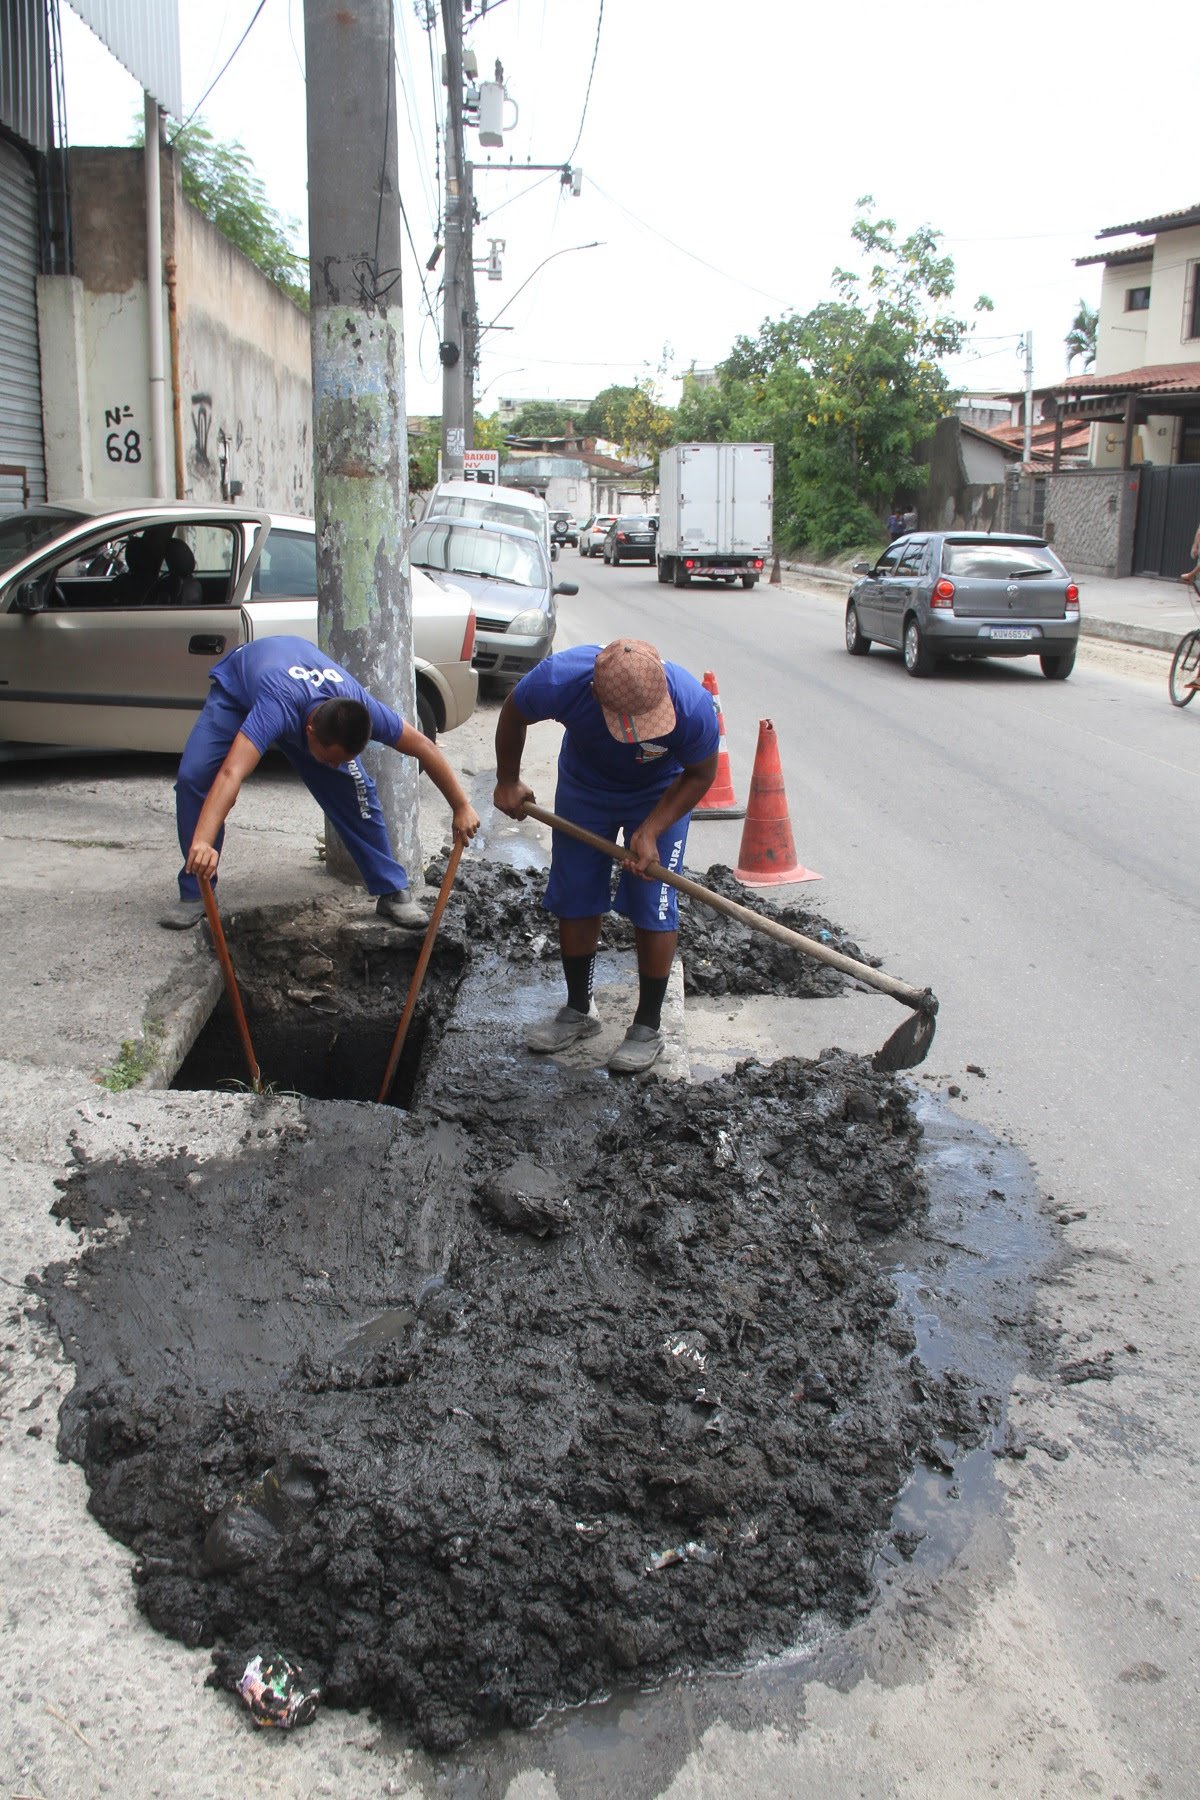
[593,639,676,744]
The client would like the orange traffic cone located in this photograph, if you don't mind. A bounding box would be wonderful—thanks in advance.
[734,719,821,885]
[694,670,745,819]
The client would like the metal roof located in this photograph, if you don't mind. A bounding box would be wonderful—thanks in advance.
[67,0,182,120]
[1096,203,1200,240]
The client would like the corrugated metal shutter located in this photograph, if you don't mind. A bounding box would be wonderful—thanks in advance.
[0,138,46,505]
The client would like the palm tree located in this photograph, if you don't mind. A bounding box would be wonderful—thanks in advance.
[1065,301,1098,372]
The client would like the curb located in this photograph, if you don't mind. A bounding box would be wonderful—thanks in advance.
[1077,616,1176,654]
[773,562,1177,655]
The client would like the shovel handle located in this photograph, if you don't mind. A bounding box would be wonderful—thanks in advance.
[521,802,936,1017]
[378,839,465,1104]
[198,875,263,1093]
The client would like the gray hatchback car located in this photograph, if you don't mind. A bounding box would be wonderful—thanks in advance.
[846,532,1080,679]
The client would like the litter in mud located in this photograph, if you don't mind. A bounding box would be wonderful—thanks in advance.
[37,859,1054,1753]
[225,1650,320,1730]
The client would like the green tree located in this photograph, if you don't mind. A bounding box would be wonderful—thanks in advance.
[675,199,992,556]
[473,411,507,450]
[581,383,639,441]
[616,379,675,464]
[1065,299,1098,372]
[135,119,308,308]
[508,401,569,439]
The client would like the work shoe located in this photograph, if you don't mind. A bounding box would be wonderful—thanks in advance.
[377,890,429,929]
[159,899,205,930]
[607,1023,665,1075]
[526,1002,602,1054]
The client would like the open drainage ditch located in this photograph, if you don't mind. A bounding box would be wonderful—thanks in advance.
[38,861,1057,1753]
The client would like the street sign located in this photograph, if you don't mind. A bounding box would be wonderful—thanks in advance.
[463,448,499,485]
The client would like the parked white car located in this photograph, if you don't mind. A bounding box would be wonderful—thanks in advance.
[0,502,478,752]
[423,479,553,559]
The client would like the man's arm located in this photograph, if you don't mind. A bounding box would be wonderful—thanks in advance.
[394,720,480,842]
[492,692,536,817]
[626,752,720,875]
[186,731,264,880]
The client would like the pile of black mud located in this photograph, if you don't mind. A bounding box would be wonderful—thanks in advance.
[38,862,992,1752]
[448,855,868,998]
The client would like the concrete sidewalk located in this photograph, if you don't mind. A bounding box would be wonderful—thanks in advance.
[779,557,1196,652]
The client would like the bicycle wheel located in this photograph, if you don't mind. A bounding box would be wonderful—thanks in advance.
[1169,629,1200,707]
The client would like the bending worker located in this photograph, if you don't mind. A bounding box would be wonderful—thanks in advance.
[493,638,719,1074]
[160,635,479,929]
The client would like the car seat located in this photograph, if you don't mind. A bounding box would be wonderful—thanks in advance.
[107,532,163,606]
[149,537,203,606]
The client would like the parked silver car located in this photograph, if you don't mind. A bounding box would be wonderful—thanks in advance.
[409,515,578,686]
[0,502,478,752]
[846,532,1081,679]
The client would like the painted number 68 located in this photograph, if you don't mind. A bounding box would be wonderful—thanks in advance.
[106,428,142,465]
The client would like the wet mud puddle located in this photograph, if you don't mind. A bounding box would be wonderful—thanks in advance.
[38,863,1058,1753]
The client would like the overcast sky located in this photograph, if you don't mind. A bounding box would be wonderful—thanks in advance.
[61,0,1197,419]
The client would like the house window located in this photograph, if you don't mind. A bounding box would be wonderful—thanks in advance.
[1125,286,1151,312]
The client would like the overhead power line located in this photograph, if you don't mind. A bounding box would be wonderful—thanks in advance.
[564,0,604,165]
[169,0,267,141]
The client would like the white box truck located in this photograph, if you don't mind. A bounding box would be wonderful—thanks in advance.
[655,442,773,590]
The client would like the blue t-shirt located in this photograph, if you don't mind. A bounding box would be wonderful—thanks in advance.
[209,637,405,757]
[512,644,718,795]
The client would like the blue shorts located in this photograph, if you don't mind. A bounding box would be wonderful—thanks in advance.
[543,769,690,932]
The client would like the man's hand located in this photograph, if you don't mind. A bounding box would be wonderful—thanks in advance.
[625,822,662,877]
[186,839,220,881]
[494,778,535,819]
[452,802,481,844]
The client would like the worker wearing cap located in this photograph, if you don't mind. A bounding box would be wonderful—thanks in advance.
[160,635,479,930]
[493,639,719,1073]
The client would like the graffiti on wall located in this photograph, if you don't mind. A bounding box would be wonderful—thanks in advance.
[191,393,212,467]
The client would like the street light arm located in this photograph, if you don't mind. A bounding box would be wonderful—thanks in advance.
[477,242,603,344]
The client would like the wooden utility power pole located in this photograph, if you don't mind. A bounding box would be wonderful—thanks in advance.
[303,0,419,882]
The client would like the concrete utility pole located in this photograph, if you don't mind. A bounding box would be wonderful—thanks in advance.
[440,0,471,476]
[304,0,419,883]
[1022,330,1034,466]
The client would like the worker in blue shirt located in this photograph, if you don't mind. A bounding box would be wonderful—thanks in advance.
[160,636,479,930]
[493,639,719,1074]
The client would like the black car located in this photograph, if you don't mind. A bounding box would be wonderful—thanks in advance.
[550,512,578,548]
[602,515,657,566]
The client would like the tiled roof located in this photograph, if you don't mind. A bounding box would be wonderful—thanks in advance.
[1074,245,1154,268]
[989,419,1092,461]
[1051,361,1200,396]
[1096,204,1200,239]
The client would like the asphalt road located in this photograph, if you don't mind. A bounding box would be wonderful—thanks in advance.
[547,549,1200,1792]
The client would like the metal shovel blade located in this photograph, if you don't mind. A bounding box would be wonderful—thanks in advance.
[871,1001,938,1074]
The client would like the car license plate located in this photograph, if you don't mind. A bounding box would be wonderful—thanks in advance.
[988,627,1034,641]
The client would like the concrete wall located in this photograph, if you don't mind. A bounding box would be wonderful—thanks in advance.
[1042,468,1141,578]
[36,146,312,511]
[1096,227,1200,378]
[175,194,311,511]
[1088,411,1178,470]
[915,416,1007,533]
[1096,258,1151,376]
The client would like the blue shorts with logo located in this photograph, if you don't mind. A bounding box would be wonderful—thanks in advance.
[544,768,689,932]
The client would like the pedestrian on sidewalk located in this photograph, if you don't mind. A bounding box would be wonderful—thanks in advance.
[160,636,479,930]
[493,638,719,1074]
